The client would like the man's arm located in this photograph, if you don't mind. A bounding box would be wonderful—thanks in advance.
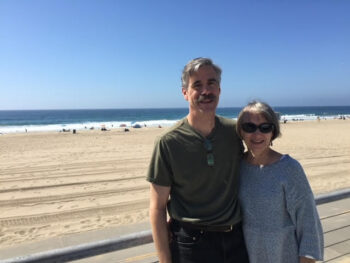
[149,183,171,263]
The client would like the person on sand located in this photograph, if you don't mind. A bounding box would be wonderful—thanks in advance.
[147,57,249,263]
[236,101,324,263]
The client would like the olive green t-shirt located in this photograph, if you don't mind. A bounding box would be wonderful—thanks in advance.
[147,116,243,226]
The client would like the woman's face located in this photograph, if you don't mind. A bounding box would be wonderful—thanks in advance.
[240,112,274,156]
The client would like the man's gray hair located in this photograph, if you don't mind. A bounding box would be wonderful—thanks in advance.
[181,57,222,89]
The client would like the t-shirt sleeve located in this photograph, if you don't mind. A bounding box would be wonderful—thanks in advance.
[232,121,244,156]
[285,160,324,261]
[238,136,244,156]
[146,136,173,186]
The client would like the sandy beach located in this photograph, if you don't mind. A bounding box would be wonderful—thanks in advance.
[0,119,350,250]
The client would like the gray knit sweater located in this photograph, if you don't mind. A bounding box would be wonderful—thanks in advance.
[239,155,324,263]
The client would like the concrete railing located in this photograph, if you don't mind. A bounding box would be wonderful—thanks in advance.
[1,188,350,263]
[315,188,350,205]
[0,230,153,263]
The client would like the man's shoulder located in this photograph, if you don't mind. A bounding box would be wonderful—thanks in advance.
[157,118,187,142]
[216,115,237,128]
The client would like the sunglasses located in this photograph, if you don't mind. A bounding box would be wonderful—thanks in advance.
[204,139,214,166]
[241,122,274,134]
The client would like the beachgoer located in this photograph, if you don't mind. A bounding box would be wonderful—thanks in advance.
[236,101,324,263]
[147,57,248,263]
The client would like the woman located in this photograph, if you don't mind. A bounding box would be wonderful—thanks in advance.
[236,101,324,263]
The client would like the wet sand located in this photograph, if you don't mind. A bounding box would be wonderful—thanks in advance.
[0,119,349,249]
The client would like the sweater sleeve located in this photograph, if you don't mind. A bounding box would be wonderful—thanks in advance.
[285,159,324,261]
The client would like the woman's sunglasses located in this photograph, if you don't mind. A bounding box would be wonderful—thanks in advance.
[241,122,274,134]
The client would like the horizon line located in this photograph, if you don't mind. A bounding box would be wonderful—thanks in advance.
[1,105,350,111]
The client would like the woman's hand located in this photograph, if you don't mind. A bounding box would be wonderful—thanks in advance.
[300,256,316,263]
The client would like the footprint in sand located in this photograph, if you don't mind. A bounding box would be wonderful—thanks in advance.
[16,230,26,236]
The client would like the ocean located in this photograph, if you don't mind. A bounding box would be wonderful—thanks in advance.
[0,106,349,134]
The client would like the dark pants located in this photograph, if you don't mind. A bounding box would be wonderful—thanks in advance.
[170,220,249,263]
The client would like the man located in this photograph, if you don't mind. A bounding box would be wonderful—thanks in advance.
[147,58,248,263]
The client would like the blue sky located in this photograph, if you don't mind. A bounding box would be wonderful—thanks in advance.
[1,0,349,110]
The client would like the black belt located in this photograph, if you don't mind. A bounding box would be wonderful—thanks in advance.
[173,220,241,233]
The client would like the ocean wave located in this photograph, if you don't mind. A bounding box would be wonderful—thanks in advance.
[1,114,349,134]
[0,119,179,134]
[279,114,347,121]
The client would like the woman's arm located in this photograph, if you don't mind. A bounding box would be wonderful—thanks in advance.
[285,159,324,261]
[300,256,316,263]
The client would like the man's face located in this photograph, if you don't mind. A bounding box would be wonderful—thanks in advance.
[182,65,221,114]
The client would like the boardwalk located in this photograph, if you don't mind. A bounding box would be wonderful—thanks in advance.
[74,197,350,263]
[2,196,348,263]
[319,198,350,262]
